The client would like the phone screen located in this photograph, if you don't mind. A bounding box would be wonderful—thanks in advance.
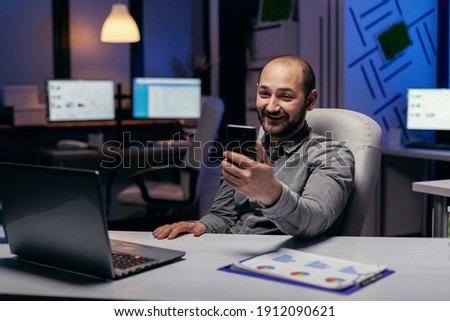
[226,124,257,160]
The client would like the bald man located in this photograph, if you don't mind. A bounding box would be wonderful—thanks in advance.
[153,54,355,240]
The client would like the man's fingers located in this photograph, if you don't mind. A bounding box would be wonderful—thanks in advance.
[153,222,205,239]
[153,222,186,239]
[152,224,170,239]
[256,142,271,165]
[223,151,258,168]
[190,222,206,237]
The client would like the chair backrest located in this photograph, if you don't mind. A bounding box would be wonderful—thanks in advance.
[184,96,224,169]
[181,96,224,199]
[305,108,382,236]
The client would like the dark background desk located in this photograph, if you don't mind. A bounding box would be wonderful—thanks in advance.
[35,143,187,168]
[0,121,200,229]
[0,120,224,231]
[413,180,450,237]
[0,120,178,164]
[381,147,450,237]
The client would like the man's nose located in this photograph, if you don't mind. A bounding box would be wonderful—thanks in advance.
[266,97,281,112]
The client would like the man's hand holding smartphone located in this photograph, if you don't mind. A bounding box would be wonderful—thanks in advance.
[223,125,283,207]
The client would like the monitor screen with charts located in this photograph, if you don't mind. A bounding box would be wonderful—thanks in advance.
[132,77,201,119]
[406,88,450,131]
[46,79,115,122]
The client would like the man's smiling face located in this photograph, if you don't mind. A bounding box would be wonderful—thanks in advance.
[256,59,314,143]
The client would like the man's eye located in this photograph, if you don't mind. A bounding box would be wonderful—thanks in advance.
[259,92,270,97]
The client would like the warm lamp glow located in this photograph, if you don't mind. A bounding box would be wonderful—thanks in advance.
[100,4,140,43]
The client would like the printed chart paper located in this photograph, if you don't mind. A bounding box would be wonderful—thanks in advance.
[231,248,388,290]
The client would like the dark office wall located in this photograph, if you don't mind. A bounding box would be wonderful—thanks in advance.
[435,0,450,179]
[0,0,53,103]
[217,0,259,141]
[436,0,450,148]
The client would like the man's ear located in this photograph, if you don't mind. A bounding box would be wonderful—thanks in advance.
[306,89,318,111]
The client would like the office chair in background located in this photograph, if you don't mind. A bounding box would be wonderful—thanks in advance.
[305,108,382,236]
[117,96,224,222]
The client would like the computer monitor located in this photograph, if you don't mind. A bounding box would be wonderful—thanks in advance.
[46,79,115,123]
[406,88,450,131]
[132,78,201,119]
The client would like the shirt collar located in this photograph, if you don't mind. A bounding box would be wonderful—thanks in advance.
[262,122,311,160]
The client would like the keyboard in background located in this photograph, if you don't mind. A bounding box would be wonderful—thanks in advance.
[405,142,450,150]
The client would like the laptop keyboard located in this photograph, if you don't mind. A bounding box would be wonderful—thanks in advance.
[112,251,156,270]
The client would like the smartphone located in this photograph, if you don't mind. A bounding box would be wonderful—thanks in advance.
[226,124,257,160]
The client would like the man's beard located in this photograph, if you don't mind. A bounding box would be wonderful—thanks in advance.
[258,103,307,139]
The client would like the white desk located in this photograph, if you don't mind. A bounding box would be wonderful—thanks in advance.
[1,229,450,300]
[413,179,450,237]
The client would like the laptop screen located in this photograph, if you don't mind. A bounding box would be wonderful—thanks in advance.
[0,162,185,279]
[132,77,201,119]
[406,88,450,131]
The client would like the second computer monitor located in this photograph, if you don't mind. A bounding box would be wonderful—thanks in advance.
[406,88,450,131]
[132,78,201,119]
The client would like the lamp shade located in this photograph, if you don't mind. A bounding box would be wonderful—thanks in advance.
[100,4,140,43]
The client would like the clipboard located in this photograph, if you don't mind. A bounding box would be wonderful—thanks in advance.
[218,248,395,295]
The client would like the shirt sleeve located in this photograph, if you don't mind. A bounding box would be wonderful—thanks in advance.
[260,141,355,238]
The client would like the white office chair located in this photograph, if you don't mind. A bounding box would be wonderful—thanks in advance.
[305,108,382,236]
[116,96,224,219]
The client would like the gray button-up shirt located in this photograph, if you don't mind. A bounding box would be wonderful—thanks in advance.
[199,123,355,238]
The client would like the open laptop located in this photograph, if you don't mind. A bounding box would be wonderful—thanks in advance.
[0,162,185,279]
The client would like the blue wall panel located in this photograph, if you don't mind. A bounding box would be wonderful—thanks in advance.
[345,0,438,145]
